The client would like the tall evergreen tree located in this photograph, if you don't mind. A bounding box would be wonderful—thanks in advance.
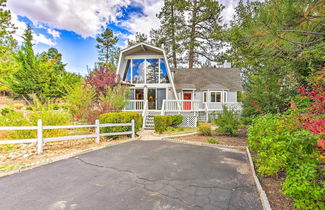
[0,0,17,92]
[156,0,186,68]
[184,0,224,68]
[127,32,149,47]
[96,27,118,67]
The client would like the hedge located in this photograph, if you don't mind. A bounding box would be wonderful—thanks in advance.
[154,115,184,133]
[99,112,143,134]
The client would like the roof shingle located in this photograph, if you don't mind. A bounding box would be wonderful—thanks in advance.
[173,68,242,91]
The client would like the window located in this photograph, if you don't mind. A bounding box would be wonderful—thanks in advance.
[124,58,170,84]
[146,59,159,83]
[210,92,221,102]
[124,60,131,83]
[160,58,169,83]
[132,59,145,83]
[203,92,207,102]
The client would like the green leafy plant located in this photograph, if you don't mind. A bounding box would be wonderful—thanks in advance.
[154,115,172,134]
[206,138,219,144]
[99,112,142,135]
[198,123,212,136]
[170,115,183,127]
[215,105,240,136]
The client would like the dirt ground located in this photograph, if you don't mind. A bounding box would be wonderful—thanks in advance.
[170,127,296,210]
[0,136,129,173]
[171,127,247,147]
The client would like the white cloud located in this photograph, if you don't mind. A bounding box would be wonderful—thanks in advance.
[11,12,55,46]
[47,28,60,39]
[7,0,132,38]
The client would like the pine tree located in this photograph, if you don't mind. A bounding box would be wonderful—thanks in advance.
[96,27,118,67]
[184,0,225,68]
[127,32,149,47]
[156,0,186,68]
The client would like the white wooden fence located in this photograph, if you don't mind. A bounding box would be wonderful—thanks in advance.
[0,119,135,154]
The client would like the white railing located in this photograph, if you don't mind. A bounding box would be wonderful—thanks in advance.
[124,100,145,111]
[206,102,242,111]
[142,100,148,128]
[0,119,135,154]
[163,100,201,111]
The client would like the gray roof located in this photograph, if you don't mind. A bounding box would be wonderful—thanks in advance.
[173,68,243,91]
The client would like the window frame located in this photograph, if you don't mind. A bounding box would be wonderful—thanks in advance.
[210,91,222,103]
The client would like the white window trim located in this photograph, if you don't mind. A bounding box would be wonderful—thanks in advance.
[210,91,222,103]
[223,91,227,103]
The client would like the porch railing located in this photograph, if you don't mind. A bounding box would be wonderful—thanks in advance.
[163,100,201,111]
[142,100,148,128]
[124,100,145,111]
[206,102,242,111]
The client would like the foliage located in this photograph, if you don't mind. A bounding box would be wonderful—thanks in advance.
[170,115,183,127]
[206,138,219,144]
[99,112,142,135]
[282,160,325,209]
[5,26,81,101]
[127,32,149,47]
[165,127,195,134]
[85,66,122,96]
[198,123,212,136]
[99,85,130,113]
[215,105,240,136]
[154,115,172,134]
[224,0,325,120]
[96,27,119,68]
[248,113,324,209]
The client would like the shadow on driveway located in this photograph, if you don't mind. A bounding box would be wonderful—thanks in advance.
[0,141,262,210]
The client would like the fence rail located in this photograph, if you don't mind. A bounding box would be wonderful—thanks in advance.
[0,119,135,154]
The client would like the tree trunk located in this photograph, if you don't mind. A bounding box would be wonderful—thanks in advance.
[188,0,197,68]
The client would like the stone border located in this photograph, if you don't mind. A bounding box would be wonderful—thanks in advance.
[161,138,272,210]
[0,138,136,178]
[246,147,272,210]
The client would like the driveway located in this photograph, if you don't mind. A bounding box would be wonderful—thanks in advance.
[0,141,262,210]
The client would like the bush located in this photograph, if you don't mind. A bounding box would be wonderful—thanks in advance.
[215,105,240,136]
[198,123,212,136]
[206,138,219,144]
[99,112,142,135]
[248,113,323,209]
[154,115,172,134]
[171,115,183,127]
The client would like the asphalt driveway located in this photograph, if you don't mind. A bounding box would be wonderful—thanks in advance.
[0,141,262,210]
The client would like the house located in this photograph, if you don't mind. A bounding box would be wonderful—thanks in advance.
[116,43,242,128]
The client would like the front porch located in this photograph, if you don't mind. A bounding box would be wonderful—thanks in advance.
[123,100,242,128]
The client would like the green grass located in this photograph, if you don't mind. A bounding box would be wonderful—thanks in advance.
[0,164,21,172]
[164,127,197,134]
[206,138,219,144]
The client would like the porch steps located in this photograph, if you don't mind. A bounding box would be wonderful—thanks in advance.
[144,112,160,129]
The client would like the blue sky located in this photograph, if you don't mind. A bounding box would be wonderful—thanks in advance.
[7,0,240,75]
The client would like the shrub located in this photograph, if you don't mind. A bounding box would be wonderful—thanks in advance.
[171,115,183,127]
[206,138,219,144]
[282,160,324,210]
[215,105,240,136]
[198,123,212,136]
[99,112,142,135]
[154,115,172,134]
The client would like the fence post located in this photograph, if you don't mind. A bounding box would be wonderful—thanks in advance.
[37,119,43,154]
[95,119,100,144]
[131,119,135,139]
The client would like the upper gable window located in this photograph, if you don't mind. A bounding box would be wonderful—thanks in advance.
[160,58,169,83]
[132,59,145,84]
[146,59,159,83]
[123,58,170,84]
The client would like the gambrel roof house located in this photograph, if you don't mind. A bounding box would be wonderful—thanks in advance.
[117,43,242,128]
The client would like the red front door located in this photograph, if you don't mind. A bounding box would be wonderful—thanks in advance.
[183,92,192,110]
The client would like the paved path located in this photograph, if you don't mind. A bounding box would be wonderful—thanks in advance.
[0,141,262,210]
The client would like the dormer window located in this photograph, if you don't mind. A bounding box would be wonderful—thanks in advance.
[123,58,169,84]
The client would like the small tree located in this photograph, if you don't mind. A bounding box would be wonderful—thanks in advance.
[215,105,240,136]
